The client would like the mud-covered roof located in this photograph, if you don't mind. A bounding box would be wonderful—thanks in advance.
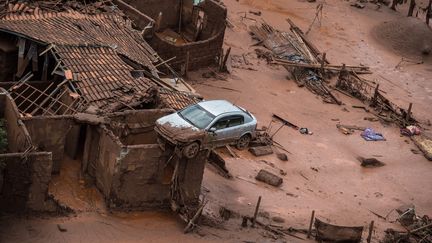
[0,11,162,111]
[158,88,200,111]
[54,45,155,110]
[0,12,158,69]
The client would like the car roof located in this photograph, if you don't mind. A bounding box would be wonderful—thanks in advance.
[198,100,242,116]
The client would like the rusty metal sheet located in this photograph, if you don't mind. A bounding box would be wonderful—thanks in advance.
[314,218,364,243]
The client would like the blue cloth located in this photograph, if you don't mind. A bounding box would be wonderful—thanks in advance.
[361,128,385,141]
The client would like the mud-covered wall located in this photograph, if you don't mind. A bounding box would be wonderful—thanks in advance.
[23,116,74,173]
[0,152,54,213]
[91,127,171,209]
[1,93,32,153]
[177,150,207,205]
[108,109,173,145]
[148,0,227,71]
[110,144,170,208]
[121,0,181,29]
[93,126,123,198]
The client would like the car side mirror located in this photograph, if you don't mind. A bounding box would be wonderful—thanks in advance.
[209,127,217,133]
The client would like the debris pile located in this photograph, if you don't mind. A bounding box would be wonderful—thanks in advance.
[250,21,340,104]
[384,205,432,242]
[337,69,417,127]
[0,0,118,19]
[250,19,371,105]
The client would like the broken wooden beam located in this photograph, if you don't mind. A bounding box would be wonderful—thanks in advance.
[273,58,371,73]
[249,145,273,157]
[255,169,283,187]
[252,196,262,227]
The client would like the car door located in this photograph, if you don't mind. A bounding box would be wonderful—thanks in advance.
[207,116,230,147]
[225,115,245,142]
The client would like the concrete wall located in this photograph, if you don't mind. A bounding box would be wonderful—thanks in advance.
[23,116,74,173]
[122,0,181,29]
[0,152,54,213]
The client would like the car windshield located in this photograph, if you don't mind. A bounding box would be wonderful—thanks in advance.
[179,104,215,129]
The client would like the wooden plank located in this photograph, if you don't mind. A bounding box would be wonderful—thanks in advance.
[249,145,273,156]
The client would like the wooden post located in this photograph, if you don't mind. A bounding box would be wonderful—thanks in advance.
[155,12,163,32]
[178,0,183,33]
[367,220,374,243]
[252,196,262,227]
[320,52,326,76]
[42,53,49,82]
[185,51,190,77]
[220,47,231,72]
[307,210,315,238]
[426,0,431,26]
[406,103,413,123]
[371,84,380,106]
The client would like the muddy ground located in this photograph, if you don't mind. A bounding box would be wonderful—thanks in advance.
[1,0,432,242]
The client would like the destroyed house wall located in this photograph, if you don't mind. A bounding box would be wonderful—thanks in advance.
[149,29,225,71]
[90,125,171,209]
[0,152,53,213]
[83,108,207,209]
[0,91,32,153]
[112,0,154,30]
[22,116,74,174]
[107,109,174,145]
[176,151,207,205]
[117,0,226,71]
[121,0,181,30]
[148,0,227,71]
[110,144,170,208]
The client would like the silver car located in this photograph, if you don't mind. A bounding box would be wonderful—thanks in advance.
[155,100,257,158]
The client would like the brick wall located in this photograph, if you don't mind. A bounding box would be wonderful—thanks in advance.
[149,26,225,71]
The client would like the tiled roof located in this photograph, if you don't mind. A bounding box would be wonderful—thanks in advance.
[54,45,155,110]
[158,88,200,111]
[0,12,158,70]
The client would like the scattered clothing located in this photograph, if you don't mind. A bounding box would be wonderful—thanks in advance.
[400,125,421,136]
[361,128,385,141]
[299,127,313,135]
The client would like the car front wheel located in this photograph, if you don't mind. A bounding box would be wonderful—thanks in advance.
[236,134,251,150]
[183,142,200,159]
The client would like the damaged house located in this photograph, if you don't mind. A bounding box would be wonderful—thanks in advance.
[0,2,208,215]
[114,0,227,71]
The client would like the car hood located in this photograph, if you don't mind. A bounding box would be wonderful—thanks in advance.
[156,113,205,142]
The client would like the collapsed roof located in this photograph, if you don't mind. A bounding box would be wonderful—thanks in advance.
[0,7,199,114]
